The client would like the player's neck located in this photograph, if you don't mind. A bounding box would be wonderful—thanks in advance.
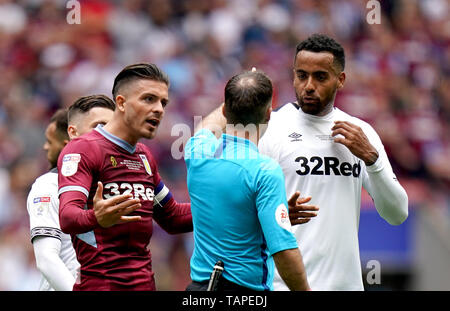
[316,103,334,117]
[103,120,138,146]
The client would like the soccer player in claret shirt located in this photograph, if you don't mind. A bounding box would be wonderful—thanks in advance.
[57,63,192,291]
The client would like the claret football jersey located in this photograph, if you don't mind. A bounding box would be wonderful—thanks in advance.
[57,124,191,290]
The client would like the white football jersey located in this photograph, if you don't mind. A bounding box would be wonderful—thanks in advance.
[26,168,80,291]
[259,103,395,291]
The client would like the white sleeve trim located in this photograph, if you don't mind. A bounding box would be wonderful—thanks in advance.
[58,185,89,198]
[154,185,169,207]
[31,227,62,242]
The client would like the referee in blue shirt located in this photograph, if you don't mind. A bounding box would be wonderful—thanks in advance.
[184,69,310,291]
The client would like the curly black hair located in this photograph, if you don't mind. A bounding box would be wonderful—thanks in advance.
[295,34,345,71]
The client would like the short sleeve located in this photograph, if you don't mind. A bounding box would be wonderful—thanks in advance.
[255,160,298,255]
[57,138,100,199]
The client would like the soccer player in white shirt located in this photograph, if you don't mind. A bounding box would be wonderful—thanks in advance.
[26,95,115,290]
[258,34,409,291]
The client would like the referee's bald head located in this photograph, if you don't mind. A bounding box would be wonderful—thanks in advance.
[224,69,273,126]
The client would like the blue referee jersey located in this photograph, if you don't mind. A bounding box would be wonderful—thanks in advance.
[185,129,298,291]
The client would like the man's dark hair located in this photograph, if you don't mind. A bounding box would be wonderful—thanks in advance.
[295,34,345,71]
[68,94,116,123]
[50,108,69,141]
[112,63,170,99]
[224,70,273,126]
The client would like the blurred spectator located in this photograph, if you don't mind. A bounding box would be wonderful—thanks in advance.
[0,0,448,290]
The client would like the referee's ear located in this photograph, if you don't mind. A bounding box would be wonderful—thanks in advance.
[265,104,272,123]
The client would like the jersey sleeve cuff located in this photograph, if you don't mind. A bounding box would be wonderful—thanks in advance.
[85,209,99,228]
[365,154,384,173]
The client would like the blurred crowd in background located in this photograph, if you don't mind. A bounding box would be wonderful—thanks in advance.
[0,0,448,290]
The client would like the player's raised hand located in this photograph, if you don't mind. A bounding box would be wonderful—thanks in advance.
[288,191,319,226]
[93,181,142,228]
[331,121,379,166]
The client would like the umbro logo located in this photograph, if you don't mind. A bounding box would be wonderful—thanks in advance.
[288,132,302,142]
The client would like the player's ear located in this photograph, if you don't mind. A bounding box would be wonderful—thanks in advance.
[115,95,126,112]
[67,125,78,140]
[337,72,346,90]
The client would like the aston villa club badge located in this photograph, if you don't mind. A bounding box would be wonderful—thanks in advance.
[139,154,153,176]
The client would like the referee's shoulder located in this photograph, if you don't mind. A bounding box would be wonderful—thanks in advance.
[257,154,283,174]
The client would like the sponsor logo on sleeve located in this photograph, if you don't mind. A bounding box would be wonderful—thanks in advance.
[61,153,81,177]
[275,203,292,232]
[32,196,51,216]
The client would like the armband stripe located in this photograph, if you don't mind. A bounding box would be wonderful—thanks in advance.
[58,185,89,198]
[30,227,62,243]
[154,184,171,207]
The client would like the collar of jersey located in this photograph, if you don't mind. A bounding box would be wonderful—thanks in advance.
[95,124,137,154]
[221,133,259,153]
[299,105,336,122]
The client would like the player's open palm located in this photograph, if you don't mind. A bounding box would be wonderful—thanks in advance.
[288,191,319,225]
[93,181,142,228]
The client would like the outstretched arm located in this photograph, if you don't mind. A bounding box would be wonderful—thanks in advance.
[287,191,319,226]
[153,199,192,234]
[152,180,192,234]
